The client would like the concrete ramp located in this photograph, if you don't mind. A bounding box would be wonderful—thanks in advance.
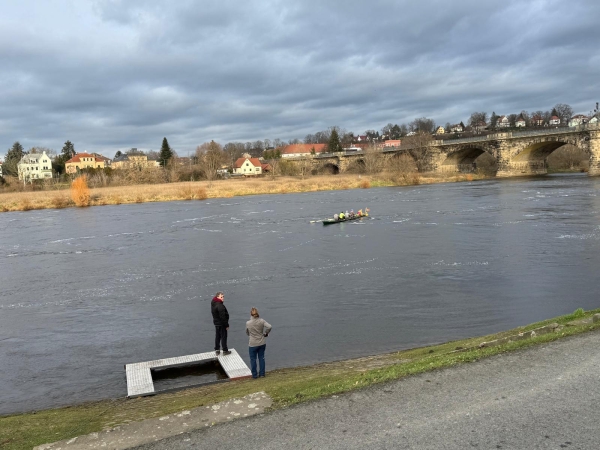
[125,349,251,398]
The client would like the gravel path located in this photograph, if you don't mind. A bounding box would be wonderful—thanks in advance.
[139,330,600,450]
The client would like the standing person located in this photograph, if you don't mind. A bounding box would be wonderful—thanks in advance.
[246,308,272,378]
[211,292,231,356]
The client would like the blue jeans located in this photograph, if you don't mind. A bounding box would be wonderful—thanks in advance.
[248,344,266,378]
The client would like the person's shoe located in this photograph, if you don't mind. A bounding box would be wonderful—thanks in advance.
[222,350,232,355]
[215,350,220,355]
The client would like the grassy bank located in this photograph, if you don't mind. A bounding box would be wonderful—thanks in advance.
[0,172,486,213]
[1,308,599,450]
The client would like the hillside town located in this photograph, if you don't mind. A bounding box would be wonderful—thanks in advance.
[1,103,599,185]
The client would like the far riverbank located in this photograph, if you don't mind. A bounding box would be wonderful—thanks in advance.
[0,172,486,213]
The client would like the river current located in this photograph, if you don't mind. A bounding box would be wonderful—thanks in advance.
[1,174,600,415]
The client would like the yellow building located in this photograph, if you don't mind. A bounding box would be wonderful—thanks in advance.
[112,151,159,170]
[65,153,107,174]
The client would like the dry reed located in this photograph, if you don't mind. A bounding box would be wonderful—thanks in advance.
[51,196,69,209]
[71,176,91,207]
[0,173,492,213]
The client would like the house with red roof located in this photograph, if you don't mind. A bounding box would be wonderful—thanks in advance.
[234,156,269,175]
[531,115,545,126]
[496,116,510,128]
[281,143,326,158]
[65,153,108,174]
[568,114,589,127]
[515,114,527,128]
[549,115,561,126]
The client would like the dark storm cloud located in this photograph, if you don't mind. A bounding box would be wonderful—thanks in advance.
[1,0,599,157]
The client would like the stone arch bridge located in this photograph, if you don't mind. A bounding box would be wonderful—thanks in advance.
[293,124,600,177]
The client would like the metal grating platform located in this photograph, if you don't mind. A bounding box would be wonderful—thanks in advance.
[125,349,252,398]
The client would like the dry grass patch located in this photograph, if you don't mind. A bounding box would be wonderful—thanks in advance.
[50,195,70,209]
[196,187,208,200]
[359,179,371,189]
[20,199,33,211]
[1,173,494,214]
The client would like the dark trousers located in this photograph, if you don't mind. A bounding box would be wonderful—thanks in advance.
[214,326,228,351]
[249,344,266,378]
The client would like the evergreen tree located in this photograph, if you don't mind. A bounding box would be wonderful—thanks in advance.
[3,141,25,176]
[327,128,343,152]
[490,112,498,129]
[61,140,75,159]
[159,137,173,167]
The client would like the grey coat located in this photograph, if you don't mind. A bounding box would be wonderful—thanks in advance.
[245,317,272,347]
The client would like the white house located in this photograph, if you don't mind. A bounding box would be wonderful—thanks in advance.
[18,151,53,181]
[548,115,561,126]
[496,116,510,128]
[568,114,589,127]
[589,114,599,124]
[450,123,465,133]
[0,160,3,178]
[234,156,269,175]
[515,114,527,127]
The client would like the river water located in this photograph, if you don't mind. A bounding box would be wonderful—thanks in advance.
[1,174,600,415]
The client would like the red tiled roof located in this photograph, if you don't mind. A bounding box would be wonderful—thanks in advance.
[65,153,104,164]
[234,157,263,168]
[281,144,326,154]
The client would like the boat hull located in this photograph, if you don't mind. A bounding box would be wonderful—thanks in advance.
[322,216,367,225]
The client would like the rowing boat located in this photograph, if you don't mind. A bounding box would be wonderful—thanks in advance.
[322,215,368,225]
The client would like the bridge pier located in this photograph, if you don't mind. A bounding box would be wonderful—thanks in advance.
[588,130,600,176]
[496,162,548,177]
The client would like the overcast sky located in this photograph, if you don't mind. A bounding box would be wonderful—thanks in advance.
[1,0,599,158]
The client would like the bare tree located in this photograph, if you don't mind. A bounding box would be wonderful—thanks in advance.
[296,157,313,179]
[362,143,384,174]
[197,140,226,187]
[547,144,589,170]
[223,142,244,168]
[389,153,418,175]
[404,132,435,171]
[553,104,573,125]
[468,112,488,129]
[409,117,436,134]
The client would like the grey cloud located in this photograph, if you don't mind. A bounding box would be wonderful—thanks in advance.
[1,0,599,158]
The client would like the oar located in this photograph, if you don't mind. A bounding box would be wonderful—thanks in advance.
[310,219,325,223]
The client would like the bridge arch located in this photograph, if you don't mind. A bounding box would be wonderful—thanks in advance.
[440,145,496,173]
[317,162,340,175]
[511,138,589,162]
[507,137,590,175]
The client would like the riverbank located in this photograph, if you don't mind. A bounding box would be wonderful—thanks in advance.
[2,308,599,450]
[0,172,486,213]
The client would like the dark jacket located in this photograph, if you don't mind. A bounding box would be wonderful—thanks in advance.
[211,298,229,328]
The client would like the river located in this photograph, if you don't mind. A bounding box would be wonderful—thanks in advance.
[1,174,600,415]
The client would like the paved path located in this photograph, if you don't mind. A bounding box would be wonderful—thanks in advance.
[139,330,600,450]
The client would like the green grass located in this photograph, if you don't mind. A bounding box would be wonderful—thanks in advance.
[1,308,599,450]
